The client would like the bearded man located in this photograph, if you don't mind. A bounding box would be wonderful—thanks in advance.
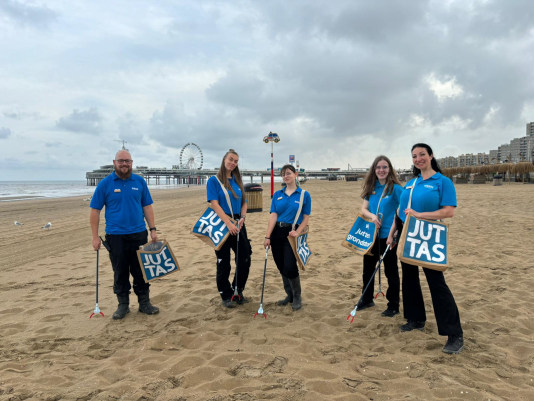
[90,149,160,319]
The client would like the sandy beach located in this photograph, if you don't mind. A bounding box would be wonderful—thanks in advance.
[1,180,533,401]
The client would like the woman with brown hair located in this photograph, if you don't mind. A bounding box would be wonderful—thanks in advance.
[358,155,403,317]
[264,165,311,311]
[207,149,252,308]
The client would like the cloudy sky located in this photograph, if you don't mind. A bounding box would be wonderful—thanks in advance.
[1,0,533,180]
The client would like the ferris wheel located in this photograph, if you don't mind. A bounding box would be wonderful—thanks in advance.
[179,143,203,170]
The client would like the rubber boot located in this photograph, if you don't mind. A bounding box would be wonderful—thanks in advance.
[138,292,160,315]
[277,275,293,306]
[288,276,302,311]
[112,295,130,320]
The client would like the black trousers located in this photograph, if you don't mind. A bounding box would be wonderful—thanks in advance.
[270,224,299,279]
[106,231,149,297]
[362,237,400,310]
[397,216,463,336]
[214,224,251,300]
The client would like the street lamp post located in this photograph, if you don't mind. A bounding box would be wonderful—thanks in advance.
[263,131,280,198]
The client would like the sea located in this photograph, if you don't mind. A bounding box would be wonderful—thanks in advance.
[0,177,281,202]
[0,180,194,202]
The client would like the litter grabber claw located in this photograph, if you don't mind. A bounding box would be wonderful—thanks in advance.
[346,244,390,324]
[90,249,105,318]
[254,247,269,319]
[375,265,385,299]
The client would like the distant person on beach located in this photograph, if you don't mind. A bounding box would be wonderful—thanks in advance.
[207,149,252,308]
[391,143,464,354]
[89,149,160,320]
[358,155,402,317]
[264,165,311,311]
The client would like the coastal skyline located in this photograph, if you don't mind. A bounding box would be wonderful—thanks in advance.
[1,1,533,180]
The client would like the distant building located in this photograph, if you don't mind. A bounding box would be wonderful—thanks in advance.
[438,122,534,166]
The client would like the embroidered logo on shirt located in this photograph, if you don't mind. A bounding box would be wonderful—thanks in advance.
[294,201,300,204]
[114,189,121,193]
[277,197,283,200]
[132,187,139,190]
[424,184,435,189]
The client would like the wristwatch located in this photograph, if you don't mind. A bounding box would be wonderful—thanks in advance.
[149,227,157,232]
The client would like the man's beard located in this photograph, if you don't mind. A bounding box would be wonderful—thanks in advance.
[115,166,132,179]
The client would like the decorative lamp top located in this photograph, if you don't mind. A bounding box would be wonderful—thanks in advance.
[263,131,280,143]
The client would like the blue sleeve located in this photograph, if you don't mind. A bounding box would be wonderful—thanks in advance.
[140,178,153,207]
[206,176,219,202]
[302,191,311,215]
[440,177,457,207]
[394,184,403,206]
[89,182,105,210]
[270,190,281,214]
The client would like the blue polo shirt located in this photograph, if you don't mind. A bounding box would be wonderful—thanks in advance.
[90,172,153,234]
[206,176,243,216]
[399,172,457,223]
[366,183,403,238]
[270,187,311,225]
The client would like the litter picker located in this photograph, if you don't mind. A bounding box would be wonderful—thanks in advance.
[254,247,269,319]
[89,249,105,318]
[347,244,390,323]
[231,222,242,302]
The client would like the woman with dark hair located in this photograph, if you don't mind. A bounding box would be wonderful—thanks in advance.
[358,155,403,317]
[264,165,311,311]
[390,143,464,354]
[207,149,252,308]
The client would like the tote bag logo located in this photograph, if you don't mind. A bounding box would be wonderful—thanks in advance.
[341,214,378,256]
[136,240,180,283]
[191,206,234,250]
[397,215,449,270]
[288,228,312,270]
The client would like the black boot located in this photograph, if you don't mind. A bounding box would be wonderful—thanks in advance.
[112,295,130,320]
[277,275,293,306]
[138,292,160,315]
[288,276,302,311]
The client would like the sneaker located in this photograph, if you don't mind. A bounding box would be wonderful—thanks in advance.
[381,308,399,317]
[442,335,464,354]
[400,320,425,332]
[222,299,237,309]
[357,301,375,311]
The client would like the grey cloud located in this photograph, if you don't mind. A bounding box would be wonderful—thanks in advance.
[0,127,12,139]
[56,108,103,135]
[0,0,57,29]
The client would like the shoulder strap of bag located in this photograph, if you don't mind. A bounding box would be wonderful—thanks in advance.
[292,189,306,231]
[215,176,234,219]
[407,177,419,210]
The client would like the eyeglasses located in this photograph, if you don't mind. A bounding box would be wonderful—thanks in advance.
[116,159,133,164]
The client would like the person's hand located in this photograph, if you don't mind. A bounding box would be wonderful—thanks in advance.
[92,237,101,251]
[370,213,381,228]
[227,220,239,235]
[150,229,158,243]
[238,217,245,229]
[288,230,299,238]
[404,208,420,218]
[386,232,397,248]
[264,237,271,249]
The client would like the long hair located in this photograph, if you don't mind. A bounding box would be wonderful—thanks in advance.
[361,155,401,199]
[411,143,442,176]
[216,149,245,204]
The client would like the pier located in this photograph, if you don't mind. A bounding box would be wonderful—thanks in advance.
[85,166,369,186]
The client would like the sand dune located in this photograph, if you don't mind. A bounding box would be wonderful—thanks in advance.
[0,180,532,400]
